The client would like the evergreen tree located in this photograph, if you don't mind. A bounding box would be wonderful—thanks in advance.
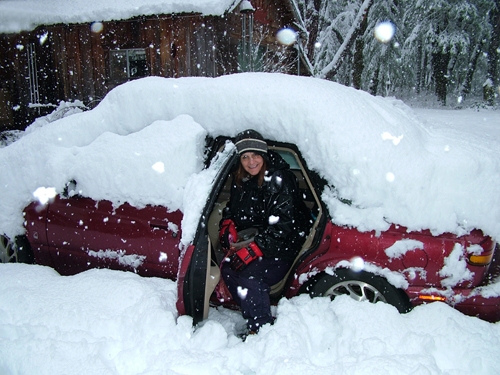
[288,0,498,105]
[361,0,401,95]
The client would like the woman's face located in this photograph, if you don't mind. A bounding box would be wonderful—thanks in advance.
[240,152,264,176]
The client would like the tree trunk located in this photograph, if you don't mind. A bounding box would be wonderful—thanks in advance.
[461,41,484,100]
[305,0,322,59]
[432,50,450,106]
[486,0,500,105]
[289,0,322,76]
[352,3,369,89]
[369,67,380,95]
[415,41,423,94]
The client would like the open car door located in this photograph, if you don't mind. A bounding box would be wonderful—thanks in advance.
[176,140,236,325]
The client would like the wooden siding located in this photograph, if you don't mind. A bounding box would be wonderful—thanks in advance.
[47,15,225,100]
[0,1,294,131]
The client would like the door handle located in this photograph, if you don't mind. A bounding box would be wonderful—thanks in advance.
[149,222,178,237]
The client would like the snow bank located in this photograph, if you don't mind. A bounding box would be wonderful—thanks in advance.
[1,263,499,375]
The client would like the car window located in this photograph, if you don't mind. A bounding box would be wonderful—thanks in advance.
[275,149,301,170]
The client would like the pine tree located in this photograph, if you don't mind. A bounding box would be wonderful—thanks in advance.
[288,0,498,105]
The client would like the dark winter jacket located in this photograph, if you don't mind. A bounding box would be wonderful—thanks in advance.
[222,150,311,263]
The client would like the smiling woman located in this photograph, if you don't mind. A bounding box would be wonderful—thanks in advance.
[239,152,264,176]
[216,130,313,334]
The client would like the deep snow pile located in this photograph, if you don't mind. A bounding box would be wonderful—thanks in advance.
[1,263,499,375]
[0,73,499,247]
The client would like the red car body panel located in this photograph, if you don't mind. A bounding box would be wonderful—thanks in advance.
[176,244,195,317]
[285,221,499,321]
[24,196,183,279]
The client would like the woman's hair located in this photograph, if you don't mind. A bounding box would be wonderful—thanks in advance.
[234,156,267,188]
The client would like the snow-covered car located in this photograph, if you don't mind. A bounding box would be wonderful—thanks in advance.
[0,73,499,325]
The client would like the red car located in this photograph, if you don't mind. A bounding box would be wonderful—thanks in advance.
[2,136,499,324]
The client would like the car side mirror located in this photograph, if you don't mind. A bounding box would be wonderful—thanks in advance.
[62,179,80,198]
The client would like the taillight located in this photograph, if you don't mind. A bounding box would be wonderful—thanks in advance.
[468,253,494,266]
[418,295,447,302]
[466,237,496,266]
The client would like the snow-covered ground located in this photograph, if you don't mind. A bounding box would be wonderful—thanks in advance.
[1,261,499,375]
[0,73,499,374]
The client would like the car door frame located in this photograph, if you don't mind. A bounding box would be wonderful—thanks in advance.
[176,138,238,325]
[177,136,331,324]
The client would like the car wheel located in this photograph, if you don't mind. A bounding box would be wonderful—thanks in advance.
[0,235,33,264]
[307,269,412,313]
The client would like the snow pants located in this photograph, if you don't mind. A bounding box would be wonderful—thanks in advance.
[221,257,290,332]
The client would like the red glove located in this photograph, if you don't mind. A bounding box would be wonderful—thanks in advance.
[219,219,237,251]
[230,242,263,271]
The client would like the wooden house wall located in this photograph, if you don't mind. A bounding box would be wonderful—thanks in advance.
[0,36,17,129]
[48,15,227,104]
[0,14,238,130]
[0,0,295,131]
[0,31,45,129]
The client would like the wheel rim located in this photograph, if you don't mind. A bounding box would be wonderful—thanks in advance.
[324,280,387,304]
[0,235,17,263]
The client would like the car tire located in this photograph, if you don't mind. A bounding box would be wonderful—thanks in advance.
[0,235,34,264]
[307,269,412,313]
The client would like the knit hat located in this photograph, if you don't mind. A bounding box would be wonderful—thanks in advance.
[234,129,268,155]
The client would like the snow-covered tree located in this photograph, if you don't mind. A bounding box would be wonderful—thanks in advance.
[288,0,498,106]
[360,0,401,95]
[401,0,489,105]
[290,0,373,80]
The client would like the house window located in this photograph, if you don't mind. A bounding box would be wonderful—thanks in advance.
[109,48,148,81]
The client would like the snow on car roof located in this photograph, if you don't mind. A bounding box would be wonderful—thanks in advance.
[1,73,499,245]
